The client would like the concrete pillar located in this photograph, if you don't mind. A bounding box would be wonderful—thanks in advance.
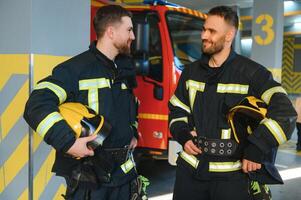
[251,0,283,82]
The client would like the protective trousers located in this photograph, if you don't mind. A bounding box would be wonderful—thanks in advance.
[172,167,252,200]
[63,181,131,200]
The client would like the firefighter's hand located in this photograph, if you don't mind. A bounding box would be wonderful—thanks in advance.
[242,159,261,173]
[67,134,97,158]
[184,131,202,155]
[129,136,138,149]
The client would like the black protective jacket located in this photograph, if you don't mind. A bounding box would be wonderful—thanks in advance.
[24,42,138,186]
[168,51,297,183]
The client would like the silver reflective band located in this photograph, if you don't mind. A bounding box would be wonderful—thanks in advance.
[221,129,231,139]
[217,84,249,94]
[261,86,287,105]
[79,78,111,113]
[186,80,205,109]
[261,118,287,144]
[121,157,135,173]
[169,95,191,114]
[34,81,67,104]
[36,112,63,138]
[179,151,199,169]
[169,117,188,129]
[209,160,242,172]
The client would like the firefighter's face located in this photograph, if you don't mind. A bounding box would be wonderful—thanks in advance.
[201,15,234,55]
[112,16,135,55]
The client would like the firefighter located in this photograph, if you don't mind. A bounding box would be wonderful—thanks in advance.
[168,6,297,200]
[24,5,143,200]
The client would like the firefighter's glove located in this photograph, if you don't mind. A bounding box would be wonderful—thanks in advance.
[249,180,272,200]
[130,175,150,200]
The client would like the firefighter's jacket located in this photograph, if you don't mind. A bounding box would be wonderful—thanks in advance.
[168,51,297,183]
[24,42,138,186]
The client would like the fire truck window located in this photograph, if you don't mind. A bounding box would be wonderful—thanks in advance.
[166,13,203,71]
[147,16,163,82]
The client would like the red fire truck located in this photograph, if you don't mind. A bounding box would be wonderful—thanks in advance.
[91,0,206,165]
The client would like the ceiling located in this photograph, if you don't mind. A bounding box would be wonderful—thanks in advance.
[169,0,254,11]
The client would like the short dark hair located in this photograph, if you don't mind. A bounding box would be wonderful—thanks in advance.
[208,6,238,30]
[93,5,132,39]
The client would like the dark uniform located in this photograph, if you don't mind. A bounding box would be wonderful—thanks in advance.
[24,42,139,199]
[168,51,297,200]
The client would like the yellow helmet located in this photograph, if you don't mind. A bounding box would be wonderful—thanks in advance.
[58,102,111,149]
[227,96,267,143]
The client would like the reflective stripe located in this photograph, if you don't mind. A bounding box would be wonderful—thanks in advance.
[179,151,199,169]
[121,83,128,89]
[120,158,135,173]
[261,118,287,144]
[221,129,231,139]
[217,84,249,94]
[34,81,67,104]
[186,80,205,109]
[261,86,287,105]
[79,78,111,89]
[169,95,191,114]
[36,112,63,138]
[79,78,111,113]
[209,160,242,172]
[169,117,188,128]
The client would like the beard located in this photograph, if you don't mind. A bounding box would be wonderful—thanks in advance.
[202,36,225,55]
[114,39,132,55]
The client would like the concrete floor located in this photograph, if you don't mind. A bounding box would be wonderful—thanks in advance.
[138,131,301,200]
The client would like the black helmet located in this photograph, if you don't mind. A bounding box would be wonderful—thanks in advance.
[59,102,111,149]
[227,96,267,143]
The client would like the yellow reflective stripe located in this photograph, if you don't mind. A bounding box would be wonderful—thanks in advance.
[79,78,111,89]
[88,88,99,113]
[36,112,63,138]
[186,80,205,109]
[120,158,135,173]
[170,95,191,114]
[79,78,111,113]
[261,118,287,144]
[169,117,188,129]
[217,84,249,94]
[179,151,199,169]
[34,81,67,104]
[209,160,242,172]
[221,129,231,139]
[261,86,287,105]
[121,83,128,89]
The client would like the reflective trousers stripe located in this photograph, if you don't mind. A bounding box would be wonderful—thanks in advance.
[120,157,135,174]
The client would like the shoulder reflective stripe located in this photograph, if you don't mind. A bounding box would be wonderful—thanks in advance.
[217,84,249,94]
[221,129,231,139]
[209,160,242,172]
[120,158,135,174]
[121,83,128,89]
[261,86,287,105]
[36,112,63,138]
[260,118,287,144]
[169,117,188,129]
[79,78,111,114]
[79,78,111,90]
[34,82,67,104]
[169,95,191,114]
[186,80,205,110]
[179,151,199,169]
